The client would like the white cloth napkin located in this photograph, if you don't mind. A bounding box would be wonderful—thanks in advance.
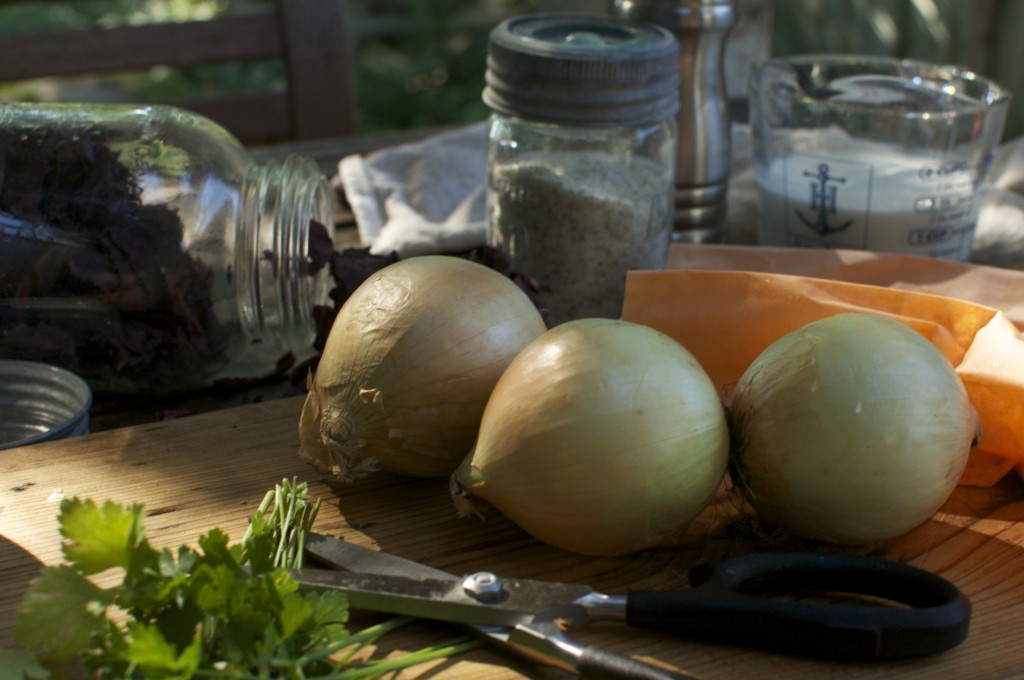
[337,122,1024,269]
[338,123,488,258]
[971,135,1024,268]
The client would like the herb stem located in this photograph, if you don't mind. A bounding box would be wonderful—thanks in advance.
[313,635,484,680]
[294,615,413,667]
[240,488,275,548]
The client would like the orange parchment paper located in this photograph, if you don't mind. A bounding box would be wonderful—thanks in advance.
[621,244,1024,487]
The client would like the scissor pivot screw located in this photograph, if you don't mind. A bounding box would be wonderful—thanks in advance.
[462,571,505,603]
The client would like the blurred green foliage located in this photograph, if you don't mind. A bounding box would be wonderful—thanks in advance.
[0,1,285,106]
[0,0,534,134]
[0,0,233,33]
[771,0,1023,138]
[0,0,1019,139]
[349,0,534,131]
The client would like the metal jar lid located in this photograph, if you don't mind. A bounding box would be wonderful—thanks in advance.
[483,14,680,126]
[0,360,91,450]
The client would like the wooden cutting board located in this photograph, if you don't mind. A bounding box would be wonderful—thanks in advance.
[3,395,1024,679]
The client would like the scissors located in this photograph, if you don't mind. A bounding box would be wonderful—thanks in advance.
[296,533,970,679]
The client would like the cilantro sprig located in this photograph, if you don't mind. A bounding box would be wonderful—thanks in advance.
[4,478,480,679]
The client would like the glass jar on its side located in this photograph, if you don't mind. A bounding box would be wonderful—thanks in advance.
[0,103,334,394]
[484,14,679,326]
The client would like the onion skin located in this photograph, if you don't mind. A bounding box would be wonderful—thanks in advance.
[729,313,980,545]
[452,318,730,556]
[299,255,546,479]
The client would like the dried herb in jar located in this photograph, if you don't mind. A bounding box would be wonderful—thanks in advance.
[0,126,230,392]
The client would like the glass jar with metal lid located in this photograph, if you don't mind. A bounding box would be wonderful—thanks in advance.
[484,14,680,327]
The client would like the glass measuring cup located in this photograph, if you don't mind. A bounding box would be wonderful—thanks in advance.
[748,55,1010,260]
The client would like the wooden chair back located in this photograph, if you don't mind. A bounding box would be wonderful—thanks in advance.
[0,0,357,145]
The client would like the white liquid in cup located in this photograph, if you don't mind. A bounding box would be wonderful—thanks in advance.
[750,67,1007,260]
[755,147,983,260]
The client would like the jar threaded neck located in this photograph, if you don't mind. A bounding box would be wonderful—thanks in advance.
[237,154,334,354]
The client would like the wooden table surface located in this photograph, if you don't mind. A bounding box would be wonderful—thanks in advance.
[5,395,1024,678]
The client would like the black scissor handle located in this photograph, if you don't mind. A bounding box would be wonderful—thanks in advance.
[624,552,970,660]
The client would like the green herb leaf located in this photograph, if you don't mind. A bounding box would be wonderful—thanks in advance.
[306,588,350,627]
[278,592,315,640]
[124,622,190,676]
[15,565,110,660]
[59,497,148,575]
[0,647,52,679]
[9,478,476,678]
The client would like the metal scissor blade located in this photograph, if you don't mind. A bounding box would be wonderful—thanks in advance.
[300,535,697,680]
[303,534,583,672]
[303,536,574,673]
[305,533,454,580]
[292,566,595,629]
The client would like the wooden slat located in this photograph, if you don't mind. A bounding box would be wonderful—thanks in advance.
[278,0,358,138]
[0,13,282,81]
[0,1,358,148]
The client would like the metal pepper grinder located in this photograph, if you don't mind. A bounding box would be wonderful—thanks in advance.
[612,0,736,242]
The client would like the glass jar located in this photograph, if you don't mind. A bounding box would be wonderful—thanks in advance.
[0,103,334,394]
[484,14,680,327]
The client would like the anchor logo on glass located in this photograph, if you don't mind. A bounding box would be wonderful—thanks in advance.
[796,163,853,235]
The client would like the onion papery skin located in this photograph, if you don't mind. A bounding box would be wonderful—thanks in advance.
[299,255,546,479]
[728,313,980,545]
[452,318,730,556]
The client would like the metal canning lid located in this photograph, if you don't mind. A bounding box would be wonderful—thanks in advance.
[483,13,680,126]
[0,360,92,450]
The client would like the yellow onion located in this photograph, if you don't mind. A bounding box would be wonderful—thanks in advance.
[451,318,729,556]
[729,313,980,545]
[299,255,546,479]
